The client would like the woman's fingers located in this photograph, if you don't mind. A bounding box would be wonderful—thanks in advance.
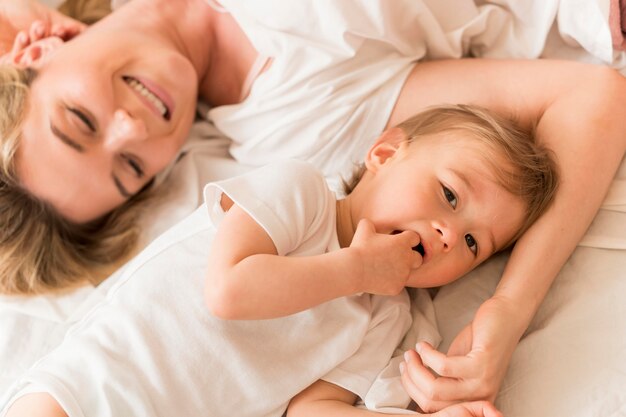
[400,350,454,412]
[416,341,477,379]
[400,343,494,412]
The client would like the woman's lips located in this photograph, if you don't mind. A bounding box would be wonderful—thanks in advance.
[124,75,174,120]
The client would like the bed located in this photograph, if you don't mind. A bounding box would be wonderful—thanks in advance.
[1,1,625,415]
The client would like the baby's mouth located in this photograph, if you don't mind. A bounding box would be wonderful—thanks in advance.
[391,230,425,256]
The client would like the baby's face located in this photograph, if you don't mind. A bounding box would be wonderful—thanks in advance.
[357,132,526,288]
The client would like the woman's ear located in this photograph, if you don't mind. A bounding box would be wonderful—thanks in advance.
[364,127,407,173]
[10,36,63,69]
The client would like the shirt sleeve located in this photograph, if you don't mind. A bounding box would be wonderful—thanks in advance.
[203,159,334,256]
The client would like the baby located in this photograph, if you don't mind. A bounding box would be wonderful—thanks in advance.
[1,105,557,417]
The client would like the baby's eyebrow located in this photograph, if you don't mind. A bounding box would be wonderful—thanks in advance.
[50,122,84,152]
[450,168,475,194]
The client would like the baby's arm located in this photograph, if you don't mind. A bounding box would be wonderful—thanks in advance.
[204,195,421,320]
[286,380,501,417]
[5,393,68,417]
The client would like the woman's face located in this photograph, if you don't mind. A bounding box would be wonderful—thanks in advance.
[15,25,199,223]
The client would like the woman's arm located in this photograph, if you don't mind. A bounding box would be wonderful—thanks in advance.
[5,393,68,417]
[286,380,502,417]
[205,199,420,320]
[389,58,626,410]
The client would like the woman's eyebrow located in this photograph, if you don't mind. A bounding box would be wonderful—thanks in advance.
[50,123,85,152]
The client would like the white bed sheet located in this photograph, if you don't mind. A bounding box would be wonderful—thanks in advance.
[1,1,625,414]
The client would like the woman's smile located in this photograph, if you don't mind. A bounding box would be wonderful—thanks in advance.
[123,76,173,120]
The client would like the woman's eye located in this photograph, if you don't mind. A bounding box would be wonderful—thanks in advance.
[442,185,457,209]
[123,155,144,178]
[68,107,96,132]
[465,234,478,255]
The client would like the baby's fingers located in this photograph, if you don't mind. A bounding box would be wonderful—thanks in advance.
[392,230,422,267]
[28,20,48,42]
[352,218,376,244]
[51,22,85,40]
[11,31,30,56]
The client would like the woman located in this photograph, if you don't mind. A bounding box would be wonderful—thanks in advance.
[1,0,625,412]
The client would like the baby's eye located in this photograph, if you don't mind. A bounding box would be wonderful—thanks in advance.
[442,185,457,209]
[465,234,478,255]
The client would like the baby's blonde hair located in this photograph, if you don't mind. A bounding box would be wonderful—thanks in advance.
[347,104,558,250]
[0,65,153,295]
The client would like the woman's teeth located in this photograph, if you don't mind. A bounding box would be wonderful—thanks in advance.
[125,77,169,119]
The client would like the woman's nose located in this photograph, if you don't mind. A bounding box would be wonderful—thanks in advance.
[105,109,148,149]
[433,221,459,252]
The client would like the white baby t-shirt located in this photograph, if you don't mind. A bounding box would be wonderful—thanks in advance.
[1,160,411,417]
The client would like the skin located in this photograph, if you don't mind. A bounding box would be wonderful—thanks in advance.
[5,393,67,417]
[2,0,626,411]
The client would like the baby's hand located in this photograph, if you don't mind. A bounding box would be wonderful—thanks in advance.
[348,219,422,295]
[17,18,79,46]
[1,20,69,66]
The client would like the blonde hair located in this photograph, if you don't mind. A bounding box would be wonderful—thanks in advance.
[0,65,154,295]
[347,104,559,250]
[58,0,112,25]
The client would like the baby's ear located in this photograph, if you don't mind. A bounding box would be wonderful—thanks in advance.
[10,36,63,69]
[364,127,407,173]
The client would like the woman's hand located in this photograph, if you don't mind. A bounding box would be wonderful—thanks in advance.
[0,0,85,54]
[399,296,522,412]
